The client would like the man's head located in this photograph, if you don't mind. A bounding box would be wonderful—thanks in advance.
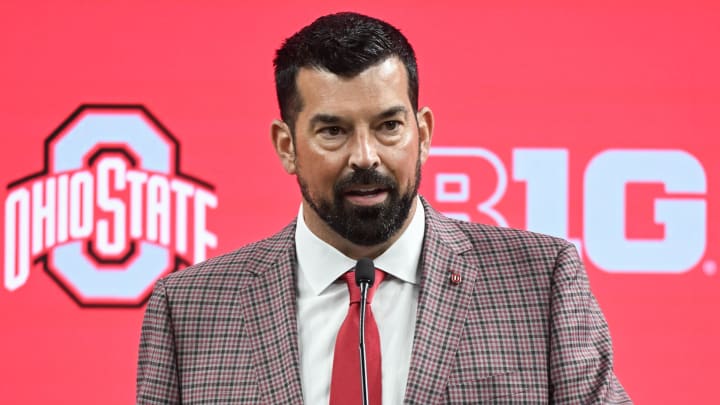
[274,12,419,131]
[271,13,433,257]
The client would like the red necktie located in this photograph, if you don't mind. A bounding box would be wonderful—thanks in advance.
[329,268,385,405]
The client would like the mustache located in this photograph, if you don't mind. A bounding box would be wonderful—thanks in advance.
[334,168,397,192]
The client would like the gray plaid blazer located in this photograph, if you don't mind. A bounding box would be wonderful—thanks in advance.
[137,199,631,404]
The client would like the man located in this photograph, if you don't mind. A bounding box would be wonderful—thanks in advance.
[137,12,631,404]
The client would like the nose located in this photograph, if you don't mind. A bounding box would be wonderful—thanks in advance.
[348,130,380,170]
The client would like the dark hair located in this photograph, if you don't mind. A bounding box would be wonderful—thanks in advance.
[273,12,419,130]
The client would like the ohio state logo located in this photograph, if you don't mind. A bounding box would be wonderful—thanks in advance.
[3,105,218,306]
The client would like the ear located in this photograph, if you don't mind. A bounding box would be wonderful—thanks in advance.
[271,119,297,174]
[416,106,434,165]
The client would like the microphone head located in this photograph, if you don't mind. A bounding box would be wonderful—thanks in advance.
[355,257,375,287]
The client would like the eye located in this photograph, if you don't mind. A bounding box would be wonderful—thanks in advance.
[319,126,344,136]
[381,120,402,132]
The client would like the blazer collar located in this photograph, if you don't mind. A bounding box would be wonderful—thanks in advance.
[237,221,305,403]
[419,196,474,255]
[403,197,482,403]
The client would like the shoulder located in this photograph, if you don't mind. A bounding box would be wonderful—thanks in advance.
[421,198,575,267]
[456,218,570,253]
[421,198,583,290]
[423,198,571,251]
[159,220,297,289]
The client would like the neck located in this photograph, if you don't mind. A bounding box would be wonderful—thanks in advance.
[302,198,419,260]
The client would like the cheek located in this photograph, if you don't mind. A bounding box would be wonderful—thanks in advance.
[296,153,344,192]
[386,142,421,179]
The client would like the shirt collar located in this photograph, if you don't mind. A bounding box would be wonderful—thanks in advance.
[295,197,425,296]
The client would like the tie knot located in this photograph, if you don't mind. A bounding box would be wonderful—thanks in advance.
[342,268,385,304]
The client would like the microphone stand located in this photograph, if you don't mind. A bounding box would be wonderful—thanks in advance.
[358,281,370,405]
[355,257,375,405]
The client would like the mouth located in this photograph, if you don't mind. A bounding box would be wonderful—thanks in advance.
[343,185,390,205]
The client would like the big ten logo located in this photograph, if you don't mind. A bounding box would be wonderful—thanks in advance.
[422,147,707,274]
[3,105,218,306]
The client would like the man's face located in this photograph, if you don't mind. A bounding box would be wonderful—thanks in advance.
[274,57,433,247]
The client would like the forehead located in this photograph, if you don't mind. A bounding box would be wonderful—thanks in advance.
[295,57,411,119]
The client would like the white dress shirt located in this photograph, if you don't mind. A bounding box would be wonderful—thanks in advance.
[295,198,425,404]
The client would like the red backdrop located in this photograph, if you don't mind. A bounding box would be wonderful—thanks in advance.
[2,1,719,403]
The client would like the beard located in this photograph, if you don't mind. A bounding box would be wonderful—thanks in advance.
[298,161,421,246]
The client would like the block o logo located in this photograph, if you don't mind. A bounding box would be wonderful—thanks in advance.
[4,105,218,307]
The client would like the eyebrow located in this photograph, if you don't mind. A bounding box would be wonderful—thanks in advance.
[308,106,409,130]
[308,113,344,129]
[375,106,409,121]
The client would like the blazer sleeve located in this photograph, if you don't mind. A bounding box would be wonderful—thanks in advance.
[548,243,632,404]
[137,279,181,404]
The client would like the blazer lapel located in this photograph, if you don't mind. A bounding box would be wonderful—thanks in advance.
[404,201,477,404]
[238,222,304,403]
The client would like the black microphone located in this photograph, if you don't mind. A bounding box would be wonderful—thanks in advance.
[355,257,375,405]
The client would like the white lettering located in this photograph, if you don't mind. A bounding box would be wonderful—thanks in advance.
[4,159,218,293]
[4,188,30,291]
[126,170,148,239]
[436,173,470,202]
[57,174,69,243]
[513,148,582,253]
[171,179,194,255]
[147,175,170,246]
[193,189,217,263]
[69,171,94,239]
[584,150,706,273]
[96,158,127,255]
[430,147,509,226]
[31,178,56,254]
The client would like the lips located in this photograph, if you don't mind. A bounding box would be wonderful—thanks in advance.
[341,184,390,206]
[343,185,388,197]
[334,169,396,206]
